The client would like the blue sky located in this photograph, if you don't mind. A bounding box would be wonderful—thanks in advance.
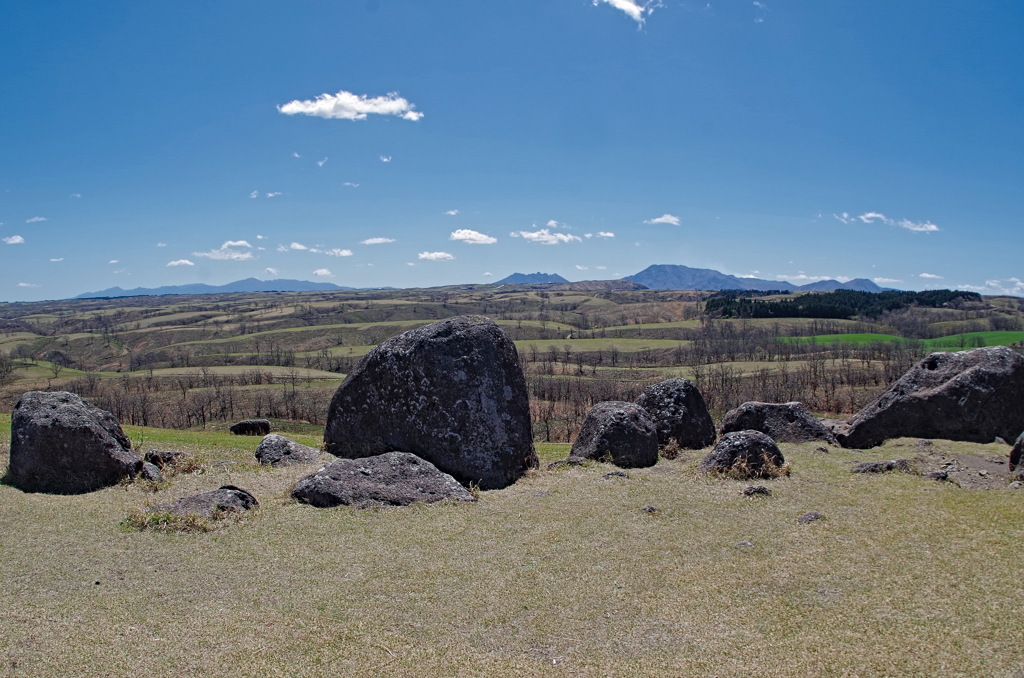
[2,0,1021,301]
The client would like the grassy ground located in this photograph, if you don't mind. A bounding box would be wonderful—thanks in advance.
[1,422,1022,677]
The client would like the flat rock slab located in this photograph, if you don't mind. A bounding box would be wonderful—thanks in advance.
[323,316,537,490]
[149,485,259,518]
[721,401,838,445]
[635,378,716,450]
[839,346,1024,449]
[291,452,477,509]
[255,434,320,467]
[699,430,786,479]
[7,391,142,494]
[569,401,658,468]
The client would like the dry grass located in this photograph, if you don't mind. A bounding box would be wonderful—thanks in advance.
[1,429,1022,677]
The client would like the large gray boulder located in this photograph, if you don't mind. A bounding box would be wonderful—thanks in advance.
[568,401,659,468]
[839,346,1024,449]
[292,452,476,509]
[230,419,271,436]
[1011,432,1024,479]
[721,401,838,445]
[7,391,142,494]
[635,378,716,450]
[699,430,786,478]
[255,434,320,467]
[323,316,537,490]
[148,485,259,518]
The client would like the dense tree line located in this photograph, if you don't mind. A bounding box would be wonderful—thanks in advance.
[704,289,981,320]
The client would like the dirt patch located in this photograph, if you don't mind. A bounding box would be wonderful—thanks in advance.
[911,447,1013,490]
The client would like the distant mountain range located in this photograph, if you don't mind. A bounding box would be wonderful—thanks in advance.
[495,272,569,284]
[623,264,887,293]
[75,278,354,299]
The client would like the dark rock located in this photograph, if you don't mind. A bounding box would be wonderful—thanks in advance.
[721,401,838,445]
[641,505,658,513]
[230,419,271,436]
[546,458,583,471]
[924,470,949,482]
[568,401,659,468]
[742,485,772,497]
[255,434,320,467]
[149,485,258,518]
[815,446,829,454]
[323,316,537,490]
[7,391,142,494]
[604,471,629,479]
[291,452,476,509]
[798,511,824,524]
[698,430,786,478]
[1011,432,1024,479]
[144,449,187,469]
[140,462,162,482]
[635,378,716,450]
[851,459,912,474]
[838,347,1024,449]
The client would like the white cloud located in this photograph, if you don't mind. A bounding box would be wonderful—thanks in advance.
[775,272,851,283]
[342,182,360,188]
[445,209,459,216]
[50,257,63,262]
[919,273,944,279]
[324,248,353,257]
[596,231,615,238]
[644,213,681,226]
[450,229,497,245]
[592,0,661,24]
[289,242,308,251]
[836,211,940,233]
[313,268,333,277]
[317,157,329,167]
[595,265,607,270]
[26,216,47,224]
[361,237,396,245]
[109,259,119,264]
[575,265,589,271]
[156,242,167,247]
[266,192,283,198]
[510,228,582,245]
[546,219,564,228]
[16,282,39,288]
[166,259,195,267]
[278,90,424,122]
[69,193,82,199]
[380,155,392,163]
[483,272,493,277]
[418,251,454,261]
[265,267,279,277]
[873,277,902,284]
[249,190,259,199]
[256,235,266,240]
[3,235,25,244]
[292,152,301,158]
[193,240,254,261]
[957,278,1024,297]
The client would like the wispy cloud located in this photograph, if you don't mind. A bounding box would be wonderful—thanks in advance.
[380,155,392,163]
[575,265,589,271]
[644,213,681,226]
[292,152,301,158]
[69,193,82,199]
[482,272,493,277]
[596,231,615,238]
[109,259,119,264]
[288,242,308,251]
[156,242,167,247]
[313,268,333,277]
[249,190,259,199]
[361,237,395,245]
[510,228,582,245]
[266,192,283,198]
[835,211,940,233]
[919,273,943,279]
[592,0,662,25]
[342,182,360,188]
[50,257,63,262]
[873,277,902,284]
[323,248,353,257]
[193,240,254,261]
[317,157,328,167]
[265,267,279,277]
[3,235,25,245]
[775,272,851,283]
[278,90,424,122]
[26,216,47,224]
[418,251,454,261]
[445,209,459,216]
[450,229,497,245]
[16,282,39,288]
[166,259,195,267]
[957,278,1024,297]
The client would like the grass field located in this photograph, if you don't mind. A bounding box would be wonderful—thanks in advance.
[1,421,1022,677]
[782,330,1024,349]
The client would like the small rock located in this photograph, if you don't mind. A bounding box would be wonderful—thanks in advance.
[254,434,320,467]
[851,459,912,474]
[797,511,824,524]
[230,419,271,436]
[742,485,772,497]
[604,471,629,479]
[924,470,949,481]
[144,449,188,469]
[1009,481,1023,490]
[736,540,755,548]
[641,505,658,513]
[815,446,829,454]
[149,485,258,519]
[915,439,933,447]
[140,462,162,482]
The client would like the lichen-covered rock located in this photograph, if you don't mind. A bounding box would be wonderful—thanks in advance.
[323,316,537,490]
[635,378,716,450]
[699,430,785,478]
[148,485,258,518]
[230,419,271,436]
[255,434,320,467]
[7,391,142,494]
[1011,432,1024,479]
[292,452,476,509]
[839,347,1024,449]
[568,401,658,468]
[721,401,838,444]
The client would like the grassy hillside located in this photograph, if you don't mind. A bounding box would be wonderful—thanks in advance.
[1,421,1021,676]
